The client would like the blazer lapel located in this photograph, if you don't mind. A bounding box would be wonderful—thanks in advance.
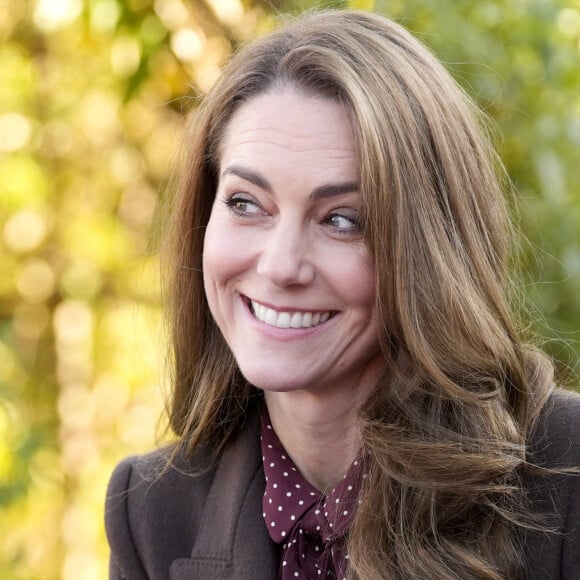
[170,411,278,579]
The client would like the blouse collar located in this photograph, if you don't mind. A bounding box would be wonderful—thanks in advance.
[260,405,363,578]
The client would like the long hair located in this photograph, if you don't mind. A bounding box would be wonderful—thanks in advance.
[164,10,554,578]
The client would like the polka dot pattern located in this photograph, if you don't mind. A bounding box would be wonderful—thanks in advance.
[261,407,363,580]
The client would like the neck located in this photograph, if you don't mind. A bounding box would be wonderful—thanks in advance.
[264,389,365,493]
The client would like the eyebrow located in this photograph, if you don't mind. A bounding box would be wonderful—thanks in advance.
[221,165,272,192]
[221,164,359,200]
[310,181,359,200]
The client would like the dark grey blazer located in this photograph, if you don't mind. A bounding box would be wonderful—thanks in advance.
[105,390,580,579]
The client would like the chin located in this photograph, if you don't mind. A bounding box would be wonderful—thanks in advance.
[237,365,306,394]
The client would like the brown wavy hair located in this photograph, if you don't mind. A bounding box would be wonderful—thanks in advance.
[164,10,554,579]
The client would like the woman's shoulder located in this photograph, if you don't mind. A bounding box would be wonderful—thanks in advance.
[107,442,215,492]
[521,388,580,579]
[107,442,217,505]
[105,444,218,579]
[529,387,580,467]
[105,408,265,579]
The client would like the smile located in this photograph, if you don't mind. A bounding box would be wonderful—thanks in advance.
[249,299,334,329]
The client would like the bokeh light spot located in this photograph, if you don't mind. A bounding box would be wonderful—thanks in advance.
[208,0,244,26]
[53,300,94,345]
[171,28,204,62]
[90,0,120,35]
[111,35,142,77]
[154,0,189,30]
[33,0,83,32]
[16,258,56,303]
[557,9,580,38]
[3,209,49,253]
[0,113,33,152]
[0,155,48,209]
[76,90,121,146]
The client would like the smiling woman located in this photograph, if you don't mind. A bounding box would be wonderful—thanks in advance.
[104,9,580,580]
[203,90,382,404]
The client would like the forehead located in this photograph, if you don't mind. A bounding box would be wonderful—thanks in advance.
[218,88,358,181]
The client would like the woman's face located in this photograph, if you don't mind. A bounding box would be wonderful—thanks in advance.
[203,87,383,396]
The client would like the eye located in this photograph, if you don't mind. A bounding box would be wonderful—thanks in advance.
[325,210,360,234]
[223,194,264,216]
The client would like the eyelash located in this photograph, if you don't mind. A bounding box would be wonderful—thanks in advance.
[325,212,360,234]
[223,194,361,235]
[223,195,262,216]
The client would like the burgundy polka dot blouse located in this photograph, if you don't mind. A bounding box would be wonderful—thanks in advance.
[261,407,364,579]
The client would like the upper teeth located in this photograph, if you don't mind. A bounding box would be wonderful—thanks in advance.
[251,300,331,329]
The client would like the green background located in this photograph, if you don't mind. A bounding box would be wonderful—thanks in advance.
[1,0,578,578]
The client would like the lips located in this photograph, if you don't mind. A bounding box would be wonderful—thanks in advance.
[249,299,333,329]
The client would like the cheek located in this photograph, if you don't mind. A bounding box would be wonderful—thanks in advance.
[202,216,231,314]
[202,214,237,284]
[331,251,376,308]
[202,224,240,339]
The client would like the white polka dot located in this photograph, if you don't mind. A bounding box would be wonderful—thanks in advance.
[270,522,276,527]
[278,506,283,511]
[281,531,286,537]
[295,484,301,489]
[269,462,275,467]
[347,485,353,491]
[353,460,358,465]
[286,492,292,497]
[283,472,288,477]
[282,561,287,566]
[310,492,316,496]
[315,509,320,515]
[298,500,304,505]
[294,573,299,577]
[290,515,296,521]
[335,498,340,503]
[343,510,348,516]
[362,473,368,479]
[269,498,272,504]
[273,483,278,488]
[314,546,320,552]
[267,444,272,449]
[262,512,265,517]
[267,424,272,429]
[282,454,286,459]
[316,525,320,531]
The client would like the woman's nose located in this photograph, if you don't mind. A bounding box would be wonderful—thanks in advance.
[256,222,315,288]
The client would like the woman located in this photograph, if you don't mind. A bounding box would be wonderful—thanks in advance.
[105,10,580,579]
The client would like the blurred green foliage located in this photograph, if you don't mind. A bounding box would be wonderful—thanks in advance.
[0,0,578,578]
